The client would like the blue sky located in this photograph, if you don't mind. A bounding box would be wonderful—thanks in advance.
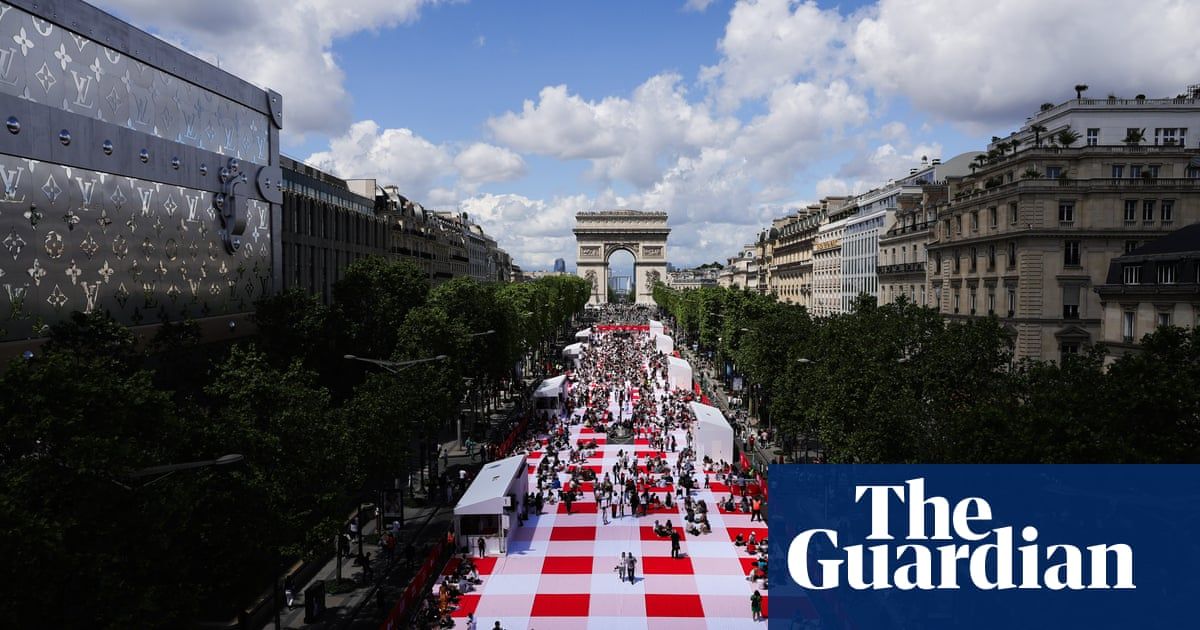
[97,0,1200,271]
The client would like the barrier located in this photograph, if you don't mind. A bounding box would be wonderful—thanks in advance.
[379,541,451,630]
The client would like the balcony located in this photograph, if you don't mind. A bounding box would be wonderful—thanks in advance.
[877,262,927,275]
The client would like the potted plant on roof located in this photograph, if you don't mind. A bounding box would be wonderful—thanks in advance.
[1030,124,1047,148]
[1056,127,1081,148]
[1123,128,1145,146]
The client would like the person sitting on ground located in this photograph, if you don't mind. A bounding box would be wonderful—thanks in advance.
[723,495,736,512]
[653,520,668,537]
[740,494,751,513]
[735,532,746,546]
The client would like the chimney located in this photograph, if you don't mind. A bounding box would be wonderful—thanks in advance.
[921,155,929,165]
[931,158,942,165]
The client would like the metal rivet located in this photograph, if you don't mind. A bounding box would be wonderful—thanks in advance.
[6,116,19,134]
[200,163,207,176]
[58,129,70,145]
[102,139,113,155]
[139,149,150,163]
[171,157,180,170]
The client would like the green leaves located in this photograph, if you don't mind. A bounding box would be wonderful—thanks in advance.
[655,284,1200,465]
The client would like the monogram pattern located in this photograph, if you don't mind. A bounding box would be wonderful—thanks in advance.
[0,155,271,339]
[0,2,269,163]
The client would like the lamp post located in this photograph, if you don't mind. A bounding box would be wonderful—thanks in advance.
[344,353,448,521]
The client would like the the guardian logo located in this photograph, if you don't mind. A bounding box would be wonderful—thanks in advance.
[788,478,1135,591]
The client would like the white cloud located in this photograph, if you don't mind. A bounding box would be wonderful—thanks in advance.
[453,143,527,185]
[852,0,1200,125]
[701,0,849,110]
[683,0,717,12]
[306,121,453,201]
[94,0,438,140]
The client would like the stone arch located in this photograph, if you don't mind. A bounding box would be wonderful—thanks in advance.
[574,210,670,305]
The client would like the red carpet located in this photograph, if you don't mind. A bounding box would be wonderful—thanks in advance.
[473,557,498,575]
[726,527,765,545]
[642,556,695,575]
[739,557,758,576]
[550,526,597,541]
[450,594,480,617]
[531,593,590,616]
[557,501,599,514]
[644,594,705,617]
[542,556,595,574]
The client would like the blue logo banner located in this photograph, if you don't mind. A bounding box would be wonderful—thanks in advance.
[767,465,1200,629]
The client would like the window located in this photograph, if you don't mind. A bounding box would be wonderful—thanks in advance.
[1064,240,1081,266]
[1158,263,1177,284]
[1008,202,1018,225]
[987,288,996,315]
[1112,165,1125,178]
[935,285,942,304]
[989,207,997,228]
[1130,165,1142,178]
[1154,128,1185,146]
[1162,199,1174,223]
[1122,311,1136,343]
[1125,240,1139,254]
[1188,166,1200,179]
[1061,342,1080,358]
[971,211,979,232]
[1149,165,1160,178]
[1086,128,1099,146]
[1007,289,1016,317]
[1007,241,1017,268]
[956,215,963,235]
[988,244,996,269]
[953,250,960,273]
[969,287,977,314]
[1124,200,1137,223]
[935,252,942,270]
[943,219,952,237]
[953,291,960,313]
[1046,166,1062,179]
[1062,285,1079,319]
[1143,200,1155,222]
[1058,201,1075,224]
[1157,312,1172,328]
[1123,265,1141,284]
[969,247,977,272]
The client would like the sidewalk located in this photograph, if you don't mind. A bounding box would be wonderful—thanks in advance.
[680,345,783,469]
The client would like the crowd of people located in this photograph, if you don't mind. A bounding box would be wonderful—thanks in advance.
[420,305,768,626]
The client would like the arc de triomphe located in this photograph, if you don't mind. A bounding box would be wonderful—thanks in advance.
[574,210,670,305]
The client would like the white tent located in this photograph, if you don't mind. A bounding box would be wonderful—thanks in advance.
[690,401,734,464]
[654,334,674,354]
[574,328,592,339]
[453,454,529,556]
[667,356,693,391]
[649,319,665,336]
[562,343,586,369]
[534,375,568,418]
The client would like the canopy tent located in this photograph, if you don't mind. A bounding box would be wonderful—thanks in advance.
[654,334,674,354]
[649,319,665,336]
[562,343,586,369]
[666,356,693,391]
[574,328,592,339]
[690,401,734,464]
[533,375,568,418]
[453,454,529,556]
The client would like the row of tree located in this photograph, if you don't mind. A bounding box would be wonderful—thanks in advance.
[654,283,1200,464]
[0,257,589,629]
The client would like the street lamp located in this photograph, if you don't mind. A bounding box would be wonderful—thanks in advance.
[343,354,448,374]
[126,453,245,485]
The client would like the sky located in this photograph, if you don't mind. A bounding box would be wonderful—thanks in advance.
[95,0,1200,271]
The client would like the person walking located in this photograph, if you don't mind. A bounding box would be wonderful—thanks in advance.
[670,528,681,559]
[601,493,610,525]
[750,497,763,522]
[617,552,627,582]
[750,590,763,621]
[477,536,487,558]
[465,613,478,630]
[626,552,637,584]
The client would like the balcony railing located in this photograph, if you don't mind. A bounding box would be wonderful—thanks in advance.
[878,262,927,275]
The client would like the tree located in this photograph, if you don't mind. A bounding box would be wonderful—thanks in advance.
[253,288,331,368]
[332,257,430,360]
[1123,127,1145,146]
[1056,127,1081,148]
[1030,124,1047,148]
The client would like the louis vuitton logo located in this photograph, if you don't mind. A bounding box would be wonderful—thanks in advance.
[0,166,24,202]
[137,186,154,216]
[0,47,17,87]
[75,176,96,208]
[133,91,150,125]
[70,70,94,109]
